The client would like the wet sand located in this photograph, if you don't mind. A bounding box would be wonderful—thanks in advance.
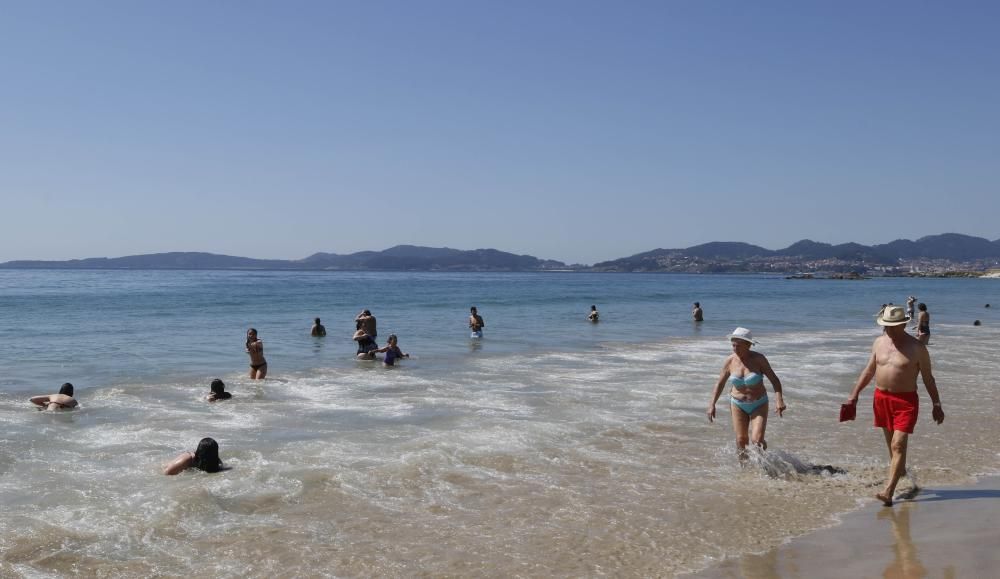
[689,475,1000,578]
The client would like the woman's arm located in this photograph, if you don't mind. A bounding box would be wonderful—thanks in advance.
[163,452,195,475]
[759,354,786,416]
[707,360,731,422]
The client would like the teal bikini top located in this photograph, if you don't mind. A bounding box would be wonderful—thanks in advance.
[729,372,763,388]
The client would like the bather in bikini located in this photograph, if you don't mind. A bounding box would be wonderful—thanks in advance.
[729,372,768,415]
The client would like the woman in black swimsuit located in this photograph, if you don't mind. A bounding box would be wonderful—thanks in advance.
[916,303,930,345]
[246,328,267,379]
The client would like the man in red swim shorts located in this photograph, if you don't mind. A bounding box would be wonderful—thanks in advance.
[846,305,944,506]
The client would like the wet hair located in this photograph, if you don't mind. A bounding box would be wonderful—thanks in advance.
[246,328,257,349]
[388,333,398,343]
[59,383,74,396]
[918,303,927,311]
[470,306,477,313]
[591,305,597,310]
[210,379,226,395]
[693,302,700,307]
[314,317,321,324]
[362,310,371,316]
[192,438,223,473]
[986,304,991,308]
[974,320,982,326]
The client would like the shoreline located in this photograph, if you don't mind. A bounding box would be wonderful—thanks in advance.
[686,474,1000,578]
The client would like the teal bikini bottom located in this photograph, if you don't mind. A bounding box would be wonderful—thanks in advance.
[731,395,768,415]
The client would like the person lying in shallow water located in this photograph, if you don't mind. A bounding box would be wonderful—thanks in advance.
[30,382,79,411]
[163,437,224,475]
[206,378,232,402]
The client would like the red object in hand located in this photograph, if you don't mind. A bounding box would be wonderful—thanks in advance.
[839,402,857,422]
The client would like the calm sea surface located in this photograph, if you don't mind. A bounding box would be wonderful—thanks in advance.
[1,270,998,577]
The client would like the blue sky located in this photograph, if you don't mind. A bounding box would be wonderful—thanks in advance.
[1,1,997,265]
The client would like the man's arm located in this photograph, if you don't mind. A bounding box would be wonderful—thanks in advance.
[847,350,877,403]
[918,345,945,424]
[29,395,51,407]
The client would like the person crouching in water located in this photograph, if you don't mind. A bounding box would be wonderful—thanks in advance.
[163,437,224,475]
[706,327,786,462]
[30,382,78,411]
[206,379,232,402]
[373,334,409,366]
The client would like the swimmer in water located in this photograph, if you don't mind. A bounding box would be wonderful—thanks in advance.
[588,305,599,322]
[373,334,409,366]
[163,437,224,475]
[246,328,267,379]
[206,379,232,402]
[469,306,485,337]
[354,328,379,360]
[30,382,78,411]
[310,317,326,337]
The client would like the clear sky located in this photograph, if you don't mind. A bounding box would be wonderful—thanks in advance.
[1,1,997,265]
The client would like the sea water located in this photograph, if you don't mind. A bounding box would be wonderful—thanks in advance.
[1,270,998,577]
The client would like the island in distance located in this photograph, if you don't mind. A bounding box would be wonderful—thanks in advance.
[2,234,998,275]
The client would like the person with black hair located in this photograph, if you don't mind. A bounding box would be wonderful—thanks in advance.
[29,382,78,411]
[206,379,232,402]
[246,328,267,379]
[163,438,224,475]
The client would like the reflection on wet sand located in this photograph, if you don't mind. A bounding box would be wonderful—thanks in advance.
[879,502,926,579]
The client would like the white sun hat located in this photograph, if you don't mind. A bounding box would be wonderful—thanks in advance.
[728,327,757,345]
[876,305,910,327]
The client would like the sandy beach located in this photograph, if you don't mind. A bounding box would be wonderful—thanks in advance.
[689,475,1000,578]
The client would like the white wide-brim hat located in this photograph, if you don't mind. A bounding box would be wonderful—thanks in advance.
[728,327,757,345]
[876,305,910,326]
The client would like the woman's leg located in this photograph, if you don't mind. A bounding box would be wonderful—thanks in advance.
[749,402,769,451]
[730,401,751,461]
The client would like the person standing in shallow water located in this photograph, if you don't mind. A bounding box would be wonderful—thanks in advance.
[845,305,943,506]
[310,317,326,337]
[692,302,704,322]
[916,303,930,345]
[706,328,786,462]
[588,305,599,322]
[469,306,485,337]
[355,309,377,340]
[246,328,267,379]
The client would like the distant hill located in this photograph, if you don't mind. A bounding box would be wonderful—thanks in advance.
[4,234,998,273]
[0,246,568,272]
[592,233,1000,272]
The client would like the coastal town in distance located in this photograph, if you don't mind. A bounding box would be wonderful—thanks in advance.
[4,232,999,277]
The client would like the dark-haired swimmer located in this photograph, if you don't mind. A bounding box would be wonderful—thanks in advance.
[469,306,485,338]
[373,334,409,366]
[30,382,78,411]
[206,379,232,402]
[246,328,267,379]
[354,328,379,360]
[311,317,326,337]
[163,437,224,475]
[588,305,599,322]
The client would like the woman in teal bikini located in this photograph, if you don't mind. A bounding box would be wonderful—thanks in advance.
[707,327,786,460]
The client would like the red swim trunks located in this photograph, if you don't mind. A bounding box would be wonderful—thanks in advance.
[873,389,919,433]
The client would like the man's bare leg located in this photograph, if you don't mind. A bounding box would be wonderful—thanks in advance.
[878,430,909,506]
